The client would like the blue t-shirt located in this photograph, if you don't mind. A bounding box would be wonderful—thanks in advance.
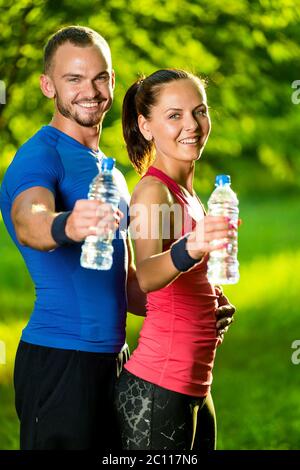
[0,125,130,353]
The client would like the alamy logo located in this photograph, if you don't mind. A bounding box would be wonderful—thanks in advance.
[291,340,300,365]
[291,80,300,104]
[0,340,6,365]
[0,80,6,104]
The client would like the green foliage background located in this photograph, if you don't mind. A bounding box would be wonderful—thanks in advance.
[1,0,300,194]
[1,0,300,450]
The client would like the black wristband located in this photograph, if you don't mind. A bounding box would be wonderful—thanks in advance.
[170,235,201,272]
[51,211,75,246]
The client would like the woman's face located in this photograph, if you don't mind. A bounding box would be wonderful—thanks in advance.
[139,78,211,164]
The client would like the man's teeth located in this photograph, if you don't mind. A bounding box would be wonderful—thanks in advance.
[78,102,99,108]
[180,137,199,144]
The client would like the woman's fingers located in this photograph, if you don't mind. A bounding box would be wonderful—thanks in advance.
[187,216,238,258]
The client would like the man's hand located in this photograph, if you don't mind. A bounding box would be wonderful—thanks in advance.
[65,200,123,242]
[215,286,236,342]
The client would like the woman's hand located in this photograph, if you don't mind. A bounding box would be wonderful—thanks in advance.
[186,215,237,260]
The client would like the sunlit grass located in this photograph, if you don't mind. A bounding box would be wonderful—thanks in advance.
[0,384,19,450]
[225,250,300,319]
[0,321,24,385]
[212,249,300,450]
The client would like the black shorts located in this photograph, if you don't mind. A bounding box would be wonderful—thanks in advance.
[14,340,129,450]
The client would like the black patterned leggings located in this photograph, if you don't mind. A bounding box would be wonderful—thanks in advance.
[114,369,216,451]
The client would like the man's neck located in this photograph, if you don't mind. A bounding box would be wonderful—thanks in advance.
[50,113,102,152]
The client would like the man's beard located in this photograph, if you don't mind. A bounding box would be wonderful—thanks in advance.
[56,94,106,128]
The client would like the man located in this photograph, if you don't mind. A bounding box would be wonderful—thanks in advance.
[0,26,146,450]
[0,26,234,450]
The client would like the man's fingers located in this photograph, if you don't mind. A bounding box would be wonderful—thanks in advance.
[75,200,123,221]
[215,300,236,339]
[96,202,116,216]
[69,200,123,241]
[217,293,232,307]
[215,304,236,319]
[116,208,124,219]
[74,199,104,211]
[216,317,233,330]
[216,304,235,332]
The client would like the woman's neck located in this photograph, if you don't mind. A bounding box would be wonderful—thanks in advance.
[152,159,195,196]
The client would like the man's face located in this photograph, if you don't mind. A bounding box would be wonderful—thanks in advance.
[47,42,114,127]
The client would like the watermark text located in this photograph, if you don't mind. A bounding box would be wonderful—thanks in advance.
[291,80,300,104]
[0,340,6,365]
[0,80,6,104]
[291,339,300,365]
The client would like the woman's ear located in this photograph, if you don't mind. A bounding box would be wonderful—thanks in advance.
[138,114,153,141]
[111,69,116,90]
[40,74,56,99]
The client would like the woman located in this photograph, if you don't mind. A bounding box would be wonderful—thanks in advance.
[115,69,237,450]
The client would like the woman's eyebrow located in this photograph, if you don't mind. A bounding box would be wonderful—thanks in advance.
[164,107,182,113]
[164,103,206,113]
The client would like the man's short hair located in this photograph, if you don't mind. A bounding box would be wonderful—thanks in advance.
[44,25,111,74]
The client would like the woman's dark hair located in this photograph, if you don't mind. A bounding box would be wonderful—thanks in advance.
[122,69,205,175]
[44,26,110,74]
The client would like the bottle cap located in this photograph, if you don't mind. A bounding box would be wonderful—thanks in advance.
[101,157,116,171]
[215,174,231,186]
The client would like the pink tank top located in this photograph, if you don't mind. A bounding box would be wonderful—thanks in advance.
[125,167,220,397]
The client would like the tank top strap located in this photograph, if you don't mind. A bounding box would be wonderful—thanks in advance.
[142,166,188,206]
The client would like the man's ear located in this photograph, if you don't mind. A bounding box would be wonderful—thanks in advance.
[138,114,152,141]
[40,74,56,99]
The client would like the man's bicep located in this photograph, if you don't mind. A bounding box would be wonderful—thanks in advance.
[11,186,56,225]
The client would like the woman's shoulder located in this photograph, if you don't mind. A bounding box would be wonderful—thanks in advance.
[132,175,175,205]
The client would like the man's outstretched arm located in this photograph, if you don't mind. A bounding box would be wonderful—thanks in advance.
[12,186,121,251]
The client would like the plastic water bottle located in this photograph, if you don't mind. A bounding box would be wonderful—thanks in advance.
[80,157,120,270]
[207,175,239,284]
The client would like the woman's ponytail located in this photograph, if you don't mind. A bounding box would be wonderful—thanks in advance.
[122,80,154,175]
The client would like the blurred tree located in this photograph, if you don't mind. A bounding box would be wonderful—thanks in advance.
[0,0,300,195]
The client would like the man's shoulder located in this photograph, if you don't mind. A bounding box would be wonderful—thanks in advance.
[3,127,64,180]
[113,166,130,203]
[2,127,63,192]
[16,126,59,159]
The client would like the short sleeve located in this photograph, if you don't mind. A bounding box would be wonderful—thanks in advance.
[113,167,131,205]
[5,143,64,203]
[113,167,131,231]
